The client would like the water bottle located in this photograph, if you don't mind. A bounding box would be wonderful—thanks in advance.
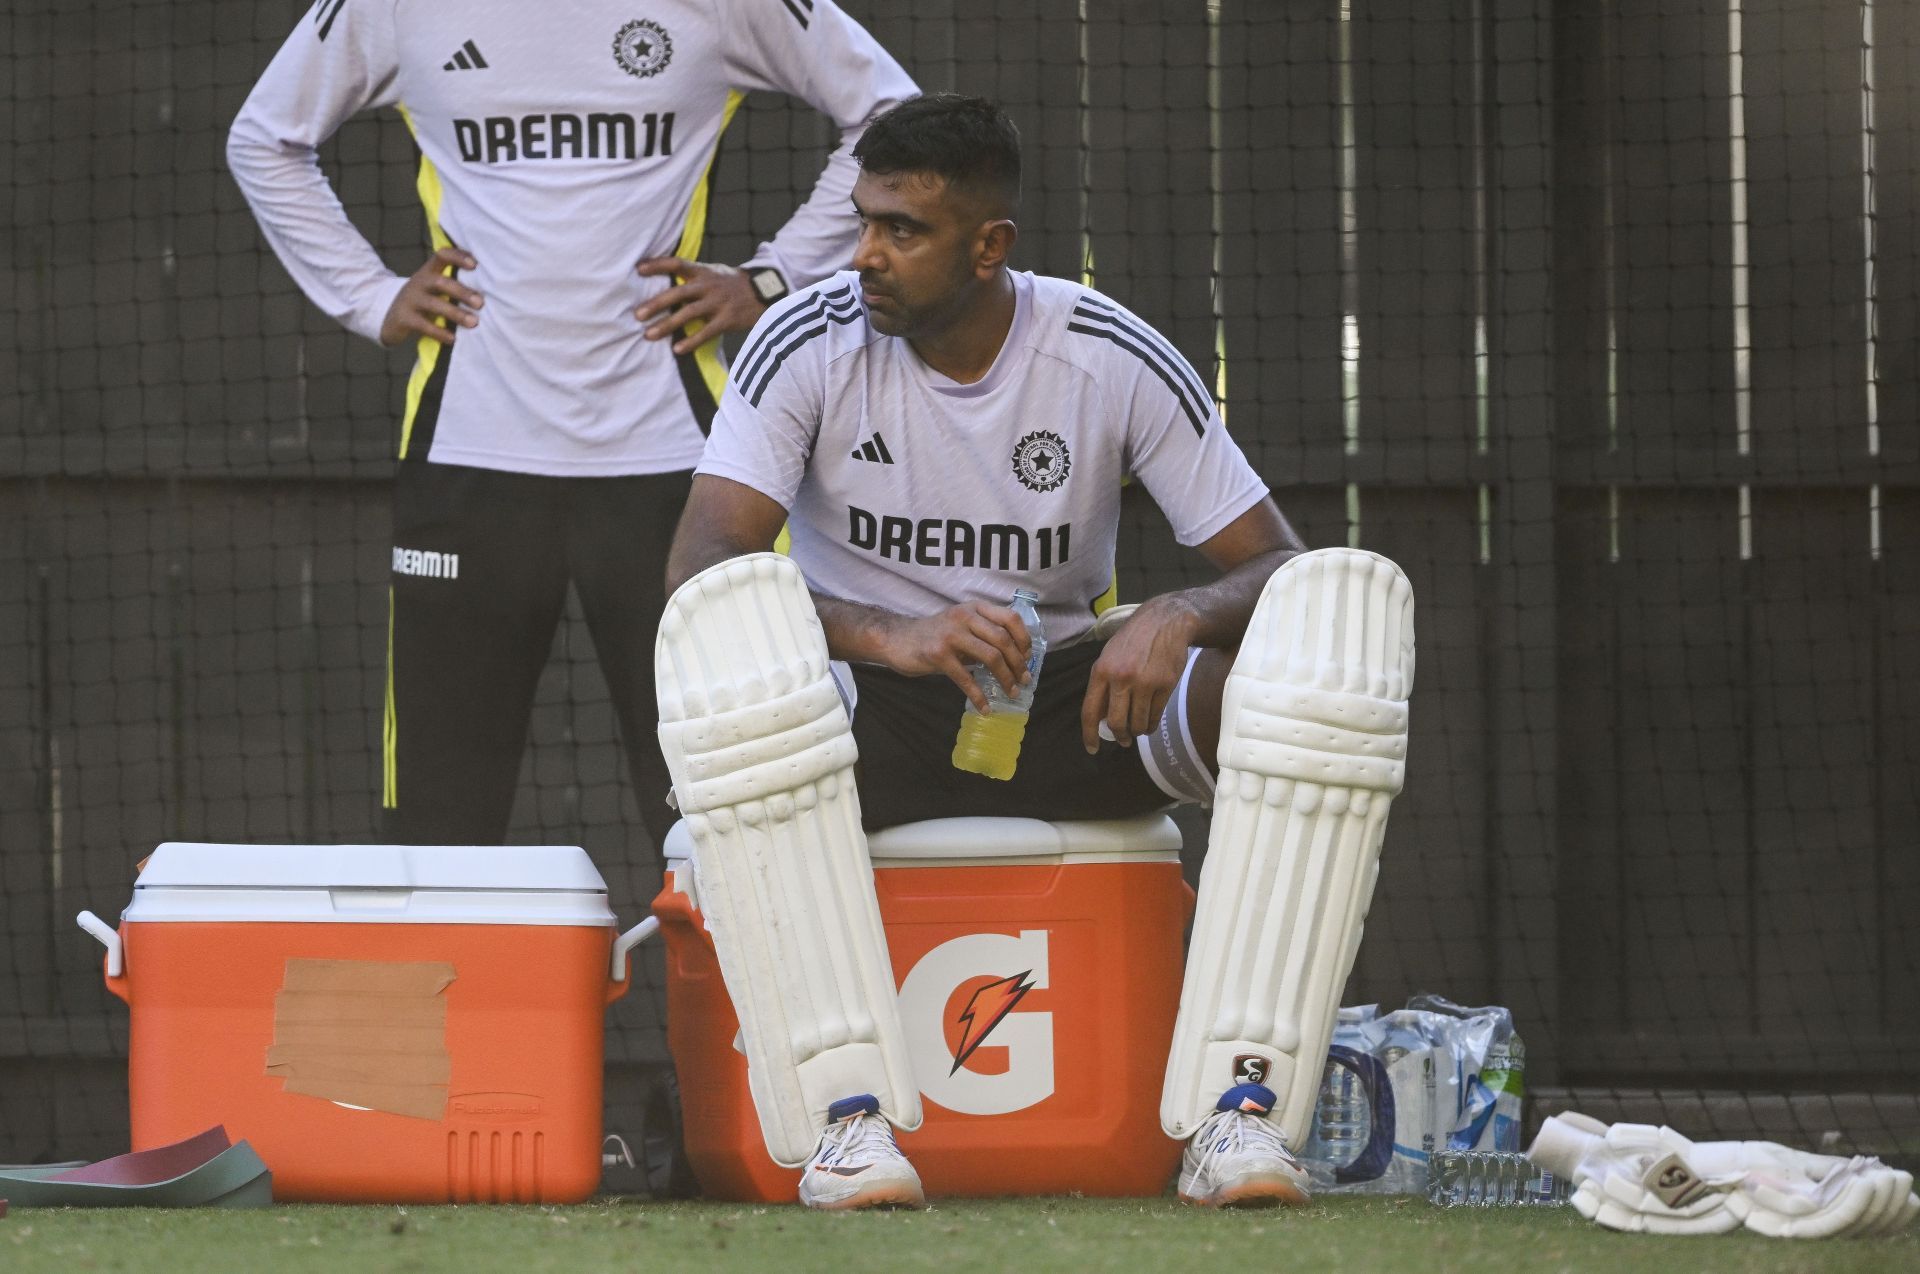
[951,589,1046,781]
[1302,1046,1396,1190]
[1426,1150,1570,1207]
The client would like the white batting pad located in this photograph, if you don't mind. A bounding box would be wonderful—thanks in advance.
[656,553,921,1167]
[1161,548,1414,1144]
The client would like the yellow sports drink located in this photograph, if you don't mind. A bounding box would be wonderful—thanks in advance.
[951,588,1046,781]
[951,707,1030,780]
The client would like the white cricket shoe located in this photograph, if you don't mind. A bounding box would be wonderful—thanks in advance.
[1178,1083,1311,1208]
[797,1094,926,1211]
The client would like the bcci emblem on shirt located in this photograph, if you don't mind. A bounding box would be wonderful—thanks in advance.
[1011,430,1070,493]
[612,19,672,79]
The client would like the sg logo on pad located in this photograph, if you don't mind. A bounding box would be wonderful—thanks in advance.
[898,931,1054,1116]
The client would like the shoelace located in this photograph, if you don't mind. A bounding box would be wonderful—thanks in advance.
[819,1112,899,1167]
[1193,1109,1300,1181]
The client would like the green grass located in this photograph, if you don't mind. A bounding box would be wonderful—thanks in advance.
[5,1196,1914,1274]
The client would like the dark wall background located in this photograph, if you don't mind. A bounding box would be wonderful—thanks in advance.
[3,0,1916,1166]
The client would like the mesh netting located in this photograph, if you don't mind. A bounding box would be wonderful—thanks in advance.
[3,0,1915,1173]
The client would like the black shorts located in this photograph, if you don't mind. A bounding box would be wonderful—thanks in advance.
[847,639,1172,831]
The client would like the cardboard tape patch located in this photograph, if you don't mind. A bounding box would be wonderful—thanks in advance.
[265,958,455,1121]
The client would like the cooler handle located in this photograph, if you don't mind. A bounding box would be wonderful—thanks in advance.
[610,916,659,983]
[77,910,125,979]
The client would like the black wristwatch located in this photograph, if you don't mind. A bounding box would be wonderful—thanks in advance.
[748,267,789,306]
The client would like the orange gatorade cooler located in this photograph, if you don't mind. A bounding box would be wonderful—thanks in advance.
[655,814,1193,1200]
[77,843,655,1203]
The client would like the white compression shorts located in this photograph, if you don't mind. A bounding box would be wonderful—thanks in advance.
[1136,647,1216,806]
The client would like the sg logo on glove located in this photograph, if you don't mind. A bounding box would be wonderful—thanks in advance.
[1644,1152,1709,1208]
[898,930,1054,1116]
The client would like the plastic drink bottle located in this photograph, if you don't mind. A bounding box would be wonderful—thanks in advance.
[951,588,1046,781]
[1302,1045,1396,1190]
[1426,1150,1570,1207]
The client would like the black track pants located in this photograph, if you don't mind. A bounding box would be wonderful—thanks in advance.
[382,462,691,849]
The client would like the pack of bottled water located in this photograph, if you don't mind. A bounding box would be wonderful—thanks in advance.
[1299,994,1528,1196]
[1426,1149,1571,1207]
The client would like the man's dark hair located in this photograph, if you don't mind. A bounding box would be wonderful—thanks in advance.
[853,94,1021,214]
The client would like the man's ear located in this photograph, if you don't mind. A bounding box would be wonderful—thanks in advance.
[975,218,1018,275]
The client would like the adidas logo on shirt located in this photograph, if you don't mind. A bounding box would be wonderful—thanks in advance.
[850,433,894,464]
[443,40,490,71]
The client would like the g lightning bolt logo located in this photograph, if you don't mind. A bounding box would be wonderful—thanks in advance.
[949,971,1036,1075]
[899,930,1054,1116]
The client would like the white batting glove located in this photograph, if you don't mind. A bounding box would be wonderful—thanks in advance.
[1530,1112,1919,1239]
[1726,1152,1917,1239]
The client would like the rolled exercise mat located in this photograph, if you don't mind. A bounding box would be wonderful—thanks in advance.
[0,1126,271,1208]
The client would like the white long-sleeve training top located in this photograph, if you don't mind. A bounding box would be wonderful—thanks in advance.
[229,0,916,474]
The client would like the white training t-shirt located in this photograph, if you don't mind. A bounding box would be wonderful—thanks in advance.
[229,0,916,475]
[698,270,1270,645]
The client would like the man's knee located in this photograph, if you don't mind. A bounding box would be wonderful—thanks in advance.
[1137,647,1229,806]
[1185,647,1233,763]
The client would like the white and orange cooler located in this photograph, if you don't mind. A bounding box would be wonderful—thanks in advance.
[656,813,1194,1200]
[78,843,654,1204]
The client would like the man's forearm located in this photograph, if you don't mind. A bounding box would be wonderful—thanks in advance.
[227,96,404,343]
[1161,546,1303,649]
[664,525,772,594]
[812,594,907,667]
[666,562,910,669]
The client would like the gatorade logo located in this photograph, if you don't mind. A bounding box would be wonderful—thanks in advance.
[949,972,1037,1075]
[898,930,1053,1116]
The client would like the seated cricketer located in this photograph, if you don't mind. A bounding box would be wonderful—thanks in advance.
[656,94,1415,1211]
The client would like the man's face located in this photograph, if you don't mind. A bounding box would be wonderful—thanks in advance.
[850,168,990,338]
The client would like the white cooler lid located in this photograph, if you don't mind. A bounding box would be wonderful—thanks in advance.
[662,814,1183,868]
[122,843,615,926]
[137,843,609,890]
